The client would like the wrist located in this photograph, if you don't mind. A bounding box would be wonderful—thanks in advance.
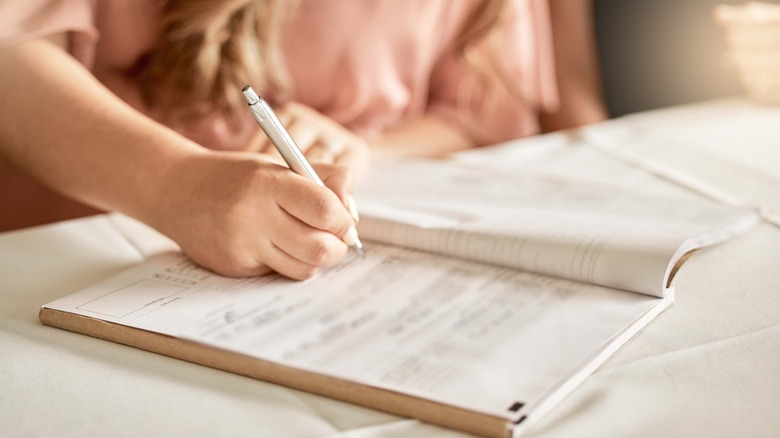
[128,140,211,234]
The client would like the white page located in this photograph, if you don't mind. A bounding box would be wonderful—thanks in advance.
[43,243,663,422]
[354,160,759,297]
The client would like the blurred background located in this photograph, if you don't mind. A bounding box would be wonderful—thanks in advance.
[594,0,780,116]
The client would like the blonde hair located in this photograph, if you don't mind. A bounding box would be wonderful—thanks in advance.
[457,0,525,110]
[134,0,513,119]
[457,0,507,57]
[135,0,291,119]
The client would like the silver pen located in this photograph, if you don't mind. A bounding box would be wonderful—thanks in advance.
[242,85,365,256]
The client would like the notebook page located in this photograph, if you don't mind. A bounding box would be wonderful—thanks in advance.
[355,160,758,297]
[42,244,662,422]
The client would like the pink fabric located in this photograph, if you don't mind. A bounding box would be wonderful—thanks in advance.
[0,0,559,150]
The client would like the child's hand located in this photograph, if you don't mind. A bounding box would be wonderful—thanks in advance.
[151,151,358,280]
[249,101,371,175]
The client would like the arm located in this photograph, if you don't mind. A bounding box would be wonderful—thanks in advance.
[252,102,472,160]
[369,115,474,158]
[0,36,356,279]
[539,0,608,132]
[369,0,604,158]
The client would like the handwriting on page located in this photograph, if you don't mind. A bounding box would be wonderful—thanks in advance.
[77,257,211,318]
[50,242,660,418]
[181,244,578,396]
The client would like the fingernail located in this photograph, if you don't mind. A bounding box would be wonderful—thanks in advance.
[345,195,360,224]
[343,226,359,246]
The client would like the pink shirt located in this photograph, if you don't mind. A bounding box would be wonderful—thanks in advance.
[0,0,558,151]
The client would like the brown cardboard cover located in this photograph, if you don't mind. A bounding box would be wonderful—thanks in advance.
[39,307,513,438]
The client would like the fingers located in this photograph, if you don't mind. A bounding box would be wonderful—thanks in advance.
[284,117,320,153]
[276,174,356,240]
[258,169,356,278]
[258,240,324,281]
[193,251,275,278]
[253,101,370,174]
[335,140,371,175]
[305,138,341,163]
[312,163,353,203]
[251,145,361,275]
[262,165,358,281]
[303,136,371,175]
[267,211,349,269]
[252,110,295,158]
[207,236,326,281]
[314,163,360,223]
[195,205,348,281]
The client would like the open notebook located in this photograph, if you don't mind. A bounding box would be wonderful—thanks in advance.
[40,159,759,437]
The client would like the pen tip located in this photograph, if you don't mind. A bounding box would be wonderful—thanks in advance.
[349,234,366,258]
[355,246,366,258]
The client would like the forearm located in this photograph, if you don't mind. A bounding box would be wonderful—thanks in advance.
[0,37,203,225]
[0,36,365,279]
[539,0,608,132]
[369,114,474,158]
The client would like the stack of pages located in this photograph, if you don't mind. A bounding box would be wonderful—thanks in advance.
[40,159,758,437]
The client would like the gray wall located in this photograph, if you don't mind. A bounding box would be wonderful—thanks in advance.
[594,0,778,116]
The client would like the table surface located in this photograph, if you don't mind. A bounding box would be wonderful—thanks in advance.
[2,98,780,438]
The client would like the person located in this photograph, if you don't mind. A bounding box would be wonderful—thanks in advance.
[0,0,605,279]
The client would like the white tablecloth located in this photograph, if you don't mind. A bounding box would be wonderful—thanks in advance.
[2,98,779,437]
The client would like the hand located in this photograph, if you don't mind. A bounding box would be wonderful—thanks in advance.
[248,101,371,174]
[150,151,358,280]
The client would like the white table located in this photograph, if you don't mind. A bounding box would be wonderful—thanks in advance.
[2,98,780,437]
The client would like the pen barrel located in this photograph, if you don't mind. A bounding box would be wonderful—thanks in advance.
[249,100,325,186]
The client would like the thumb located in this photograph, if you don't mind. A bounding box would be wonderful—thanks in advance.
[312,163,359,224]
